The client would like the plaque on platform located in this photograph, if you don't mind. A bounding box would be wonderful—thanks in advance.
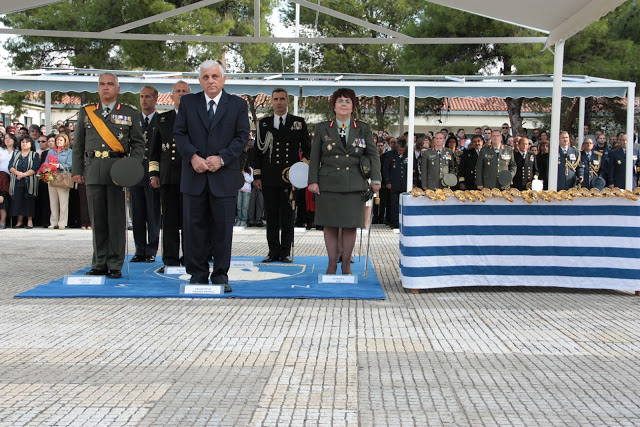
[230,260,254,269]
[294,227,307,233]
[64,275,105,285]
[181,284,223,295]
[164,266,187,275]
[318,274,358,284]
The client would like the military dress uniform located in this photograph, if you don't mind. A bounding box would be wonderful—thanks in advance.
[254,113,311,261]
[458,147,480,190]
[130,112,161,261]
[72,101,145,274]
[309,119,381,229]
[580,150,605,189]
[557,147,584,190]
[607,147,640,189]
[420,148,456,190]
[475,145,517,189]
[382,149,408,228]
[512,151,538,191]
[149,109,183,267]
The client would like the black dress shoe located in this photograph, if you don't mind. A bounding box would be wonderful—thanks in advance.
[145,255,156,263]
[262,255,278,263]
[108,270,122,279]
[224,283,232,293]
[280,256,293,263]
[85,269,107,276]
[130,255,145,262]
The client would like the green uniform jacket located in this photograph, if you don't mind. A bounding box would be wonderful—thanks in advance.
[475,145,517,189]
[309,119,381,192]
[72,102,146,184]
[420,148,456,190]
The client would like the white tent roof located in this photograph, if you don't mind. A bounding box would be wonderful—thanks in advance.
[0,0,628,49]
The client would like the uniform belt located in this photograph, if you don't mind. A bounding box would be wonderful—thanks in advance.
[86,150,125,159]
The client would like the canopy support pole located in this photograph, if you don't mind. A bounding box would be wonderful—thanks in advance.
[625,83,636,189]
[293,3,300,116]
[548,40,565,192]
[406,85,416,191]
[45,90,51,132]
[578,96,585,144]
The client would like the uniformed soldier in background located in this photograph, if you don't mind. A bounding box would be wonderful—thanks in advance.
[253,88,311,263]
[580,138,605,189]
[512,137,538,191]
[608,133,640,189]
[383,136,408,229]
[130,85,161,263]
[476,129,517,190]
[458,134,483,190]
[557,131,584,190]
[421,131,456,190]
[150,80,191,271]
[72,73,145,279]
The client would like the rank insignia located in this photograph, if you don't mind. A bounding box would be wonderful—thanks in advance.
[118,132,124,141]
[160,116,166,123]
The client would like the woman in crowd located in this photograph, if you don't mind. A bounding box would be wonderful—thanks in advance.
[0,134,15,229]
[47,133,73,230]
[8,136,40,228]
[308,88,381,275]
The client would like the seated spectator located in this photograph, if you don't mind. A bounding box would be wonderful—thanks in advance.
[8,136,40,228]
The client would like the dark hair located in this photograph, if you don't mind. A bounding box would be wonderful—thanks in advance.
[330,88,357,117]
[397,136,407,148]
[141,85,159,99]
[446,136,458,148]
[19,135,36,152]
[29,124,41,133]
[47,133,57,141]
[272,87,288,97]
[3,132,17,149]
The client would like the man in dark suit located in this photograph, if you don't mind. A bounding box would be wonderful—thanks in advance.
[458,134,483,190]
[513,137,538,191]
[383,137,408,229]
[130,85,161,263]
[580,138,606,189]
[253,88,311,263]
[72,73,145,279]
[174,60,250,291]
[150,80,190,271]
[608,133,640,189]
[557,131,584,190]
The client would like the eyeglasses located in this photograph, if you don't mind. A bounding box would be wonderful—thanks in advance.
[502,126,509,129]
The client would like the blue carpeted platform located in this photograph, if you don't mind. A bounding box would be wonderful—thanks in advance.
[15,256,385,299]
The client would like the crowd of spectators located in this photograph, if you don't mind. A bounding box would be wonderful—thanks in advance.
[0,119,90,229]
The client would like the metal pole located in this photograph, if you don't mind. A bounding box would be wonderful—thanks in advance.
[578,97,585,144]
[293,3,300,116]
[45,91,51,131]
[124,187,130,279]
[406,84,416,191]
[548,40,565,192]
[626,83,636,190]
[363,198,376,278]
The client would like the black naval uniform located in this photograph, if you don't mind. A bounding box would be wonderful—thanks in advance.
[130,112,161,261]
[458,147,480,190]
[383,149,408,228]
[608,147,640,189]
[512,150,538,191]
[254,113,311,261]
[149,109,183,267]
[72,101,145,274]
[580,149,605,189]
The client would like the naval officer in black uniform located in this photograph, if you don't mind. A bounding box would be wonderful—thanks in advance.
[150,81,191,271]
[512,137,538,191]
[253,88,311,263]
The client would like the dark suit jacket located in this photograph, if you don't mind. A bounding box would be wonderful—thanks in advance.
[149,110,181,186]
[382,150,408,192]
[580,150,605,189]
[608,147,640,189]
[174,90,250,197]
[136,111,159,185]
[458,148,479,189]
[557,147,583,190]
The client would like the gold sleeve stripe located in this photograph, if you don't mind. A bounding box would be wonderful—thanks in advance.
[149,161,160,173]
[254,169,261,175]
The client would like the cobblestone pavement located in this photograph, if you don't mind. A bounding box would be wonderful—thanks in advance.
[1,226,639,426]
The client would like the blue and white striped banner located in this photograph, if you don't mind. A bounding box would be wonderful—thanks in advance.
[399,194,640,291]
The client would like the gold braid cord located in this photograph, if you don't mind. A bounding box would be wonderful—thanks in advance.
[409,186,640,203]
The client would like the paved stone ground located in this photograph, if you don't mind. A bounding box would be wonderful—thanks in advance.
[1,226,639,426]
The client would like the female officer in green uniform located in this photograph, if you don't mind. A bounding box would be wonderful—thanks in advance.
[308,88,382,275]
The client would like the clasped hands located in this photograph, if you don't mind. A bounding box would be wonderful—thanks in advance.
[191,154,223,173]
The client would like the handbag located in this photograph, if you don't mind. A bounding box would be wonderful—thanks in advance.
[50,172,74,189]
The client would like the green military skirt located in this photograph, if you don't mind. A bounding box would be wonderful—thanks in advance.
[314,191,365,228]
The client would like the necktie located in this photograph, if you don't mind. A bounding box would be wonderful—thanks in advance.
[279,116,284,129]
[144,116,149,132]
[339,124,347,147]
[208,100,215,126]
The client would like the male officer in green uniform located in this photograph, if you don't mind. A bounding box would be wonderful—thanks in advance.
[72,73,145,279]
[420,131,456,190]
[476,129,517,190]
